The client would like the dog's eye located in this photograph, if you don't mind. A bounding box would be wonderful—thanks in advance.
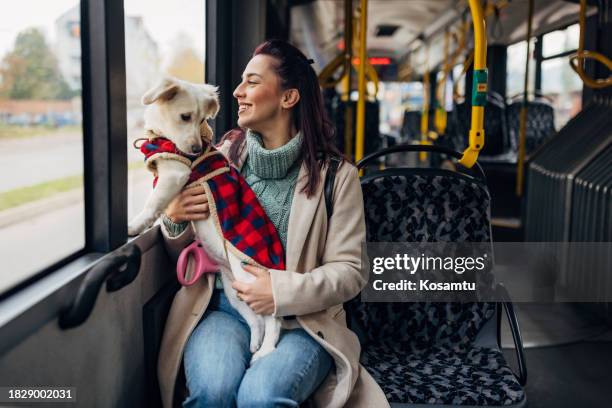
[180,113,191,122]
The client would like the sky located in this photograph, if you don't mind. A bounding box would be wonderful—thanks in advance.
[0,0,205,59]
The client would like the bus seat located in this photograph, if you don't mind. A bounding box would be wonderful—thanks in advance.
[445,102,469,152]
[447,93,511,160]
[507,100,556,157]
[401,110,422,143]
[480,93,511,158]
[347,146,527,407]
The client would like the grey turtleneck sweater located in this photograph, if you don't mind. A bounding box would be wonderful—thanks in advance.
[241,130,302,248]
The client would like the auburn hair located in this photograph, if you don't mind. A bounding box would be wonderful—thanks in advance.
[219,39,343,197]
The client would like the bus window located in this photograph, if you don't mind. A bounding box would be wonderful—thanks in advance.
[435,70,454,111]
[541,24,582,129]
[506,38,536,98]
[0,1,84,294]
[377,82,418,137]
[452,64,465,101]
[376,81,423,147]
[542,24,579,58]
[124,0,206,222]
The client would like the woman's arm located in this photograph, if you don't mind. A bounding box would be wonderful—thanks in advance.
[159,185,210,261]
[268,165,367,317]
[159,216,196,262]
[158,139,235,262]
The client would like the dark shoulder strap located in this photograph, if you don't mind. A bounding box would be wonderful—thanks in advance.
[324,156,342,221]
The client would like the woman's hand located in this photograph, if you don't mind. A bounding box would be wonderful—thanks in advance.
[164,185,210,223]
[232,264,275,315]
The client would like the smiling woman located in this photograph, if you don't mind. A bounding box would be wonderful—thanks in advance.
[155,39,389,408]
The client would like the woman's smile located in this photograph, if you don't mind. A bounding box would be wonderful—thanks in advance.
[238,102,252,114]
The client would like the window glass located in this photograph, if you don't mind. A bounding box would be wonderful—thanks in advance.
[540,24,581,129]
[378,82,407,136]
[542,23,579,58]
[541,58,582,129]
[434,71,454,111]
[124,0,206,221]
[506,38,536,99]
[0,0,84,293]
[377,81,422,141]
[452,63,466,102]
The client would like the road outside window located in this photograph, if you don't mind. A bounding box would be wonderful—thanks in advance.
[0,0,84,294]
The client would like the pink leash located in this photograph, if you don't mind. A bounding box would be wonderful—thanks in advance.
[176,239,219,286]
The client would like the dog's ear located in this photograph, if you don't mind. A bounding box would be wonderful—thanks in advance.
[199,84,220,119]
[206,96,220,119]
[142,77,181,105]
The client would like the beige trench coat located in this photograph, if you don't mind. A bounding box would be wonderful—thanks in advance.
[157,140,389,408]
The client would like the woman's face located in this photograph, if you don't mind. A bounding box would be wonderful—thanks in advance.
[233,55,286,131]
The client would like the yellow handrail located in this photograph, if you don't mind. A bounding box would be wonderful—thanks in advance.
[355,0,368,163]
[343,0,354,156]
[515,0,534,197]
[318,0,380,158]
[458,0,488,168]
[569,0,612,89]
[434,30,451,135]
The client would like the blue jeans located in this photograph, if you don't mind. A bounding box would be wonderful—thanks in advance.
[183,289,333,408]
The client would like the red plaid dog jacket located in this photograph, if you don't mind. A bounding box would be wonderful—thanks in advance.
[139,137,286,270]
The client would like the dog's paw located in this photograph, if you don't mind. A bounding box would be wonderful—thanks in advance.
[250,344,275,365]
[127,222,145,236]
[249,326,264,354]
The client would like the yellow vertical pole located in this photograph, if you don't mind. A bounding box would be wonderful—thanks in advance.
[420,46,431,162]
[344,0,354,157]
[515,0,534,196]
[355,0,368,163]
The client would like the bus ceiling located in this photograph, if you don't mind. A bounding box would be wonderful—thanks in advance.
[289,0,595,80]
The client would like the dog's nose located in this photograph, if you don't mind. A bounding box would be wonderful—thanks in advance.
[191,145,202,154]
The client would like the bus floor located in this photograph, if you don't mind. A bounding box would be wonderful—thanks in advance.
[501,303,612,408]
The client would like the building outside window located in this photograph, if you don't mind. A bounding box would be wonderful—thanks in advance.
[0,0,84,294]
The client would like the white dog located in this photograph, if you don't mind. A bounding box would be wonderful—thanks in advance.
[128,76,282,363]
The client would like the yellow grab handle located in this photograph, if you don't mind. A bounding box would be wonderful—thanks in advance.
[458,0,487,168]
[318,53,345,88]
[569,0,612,89]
